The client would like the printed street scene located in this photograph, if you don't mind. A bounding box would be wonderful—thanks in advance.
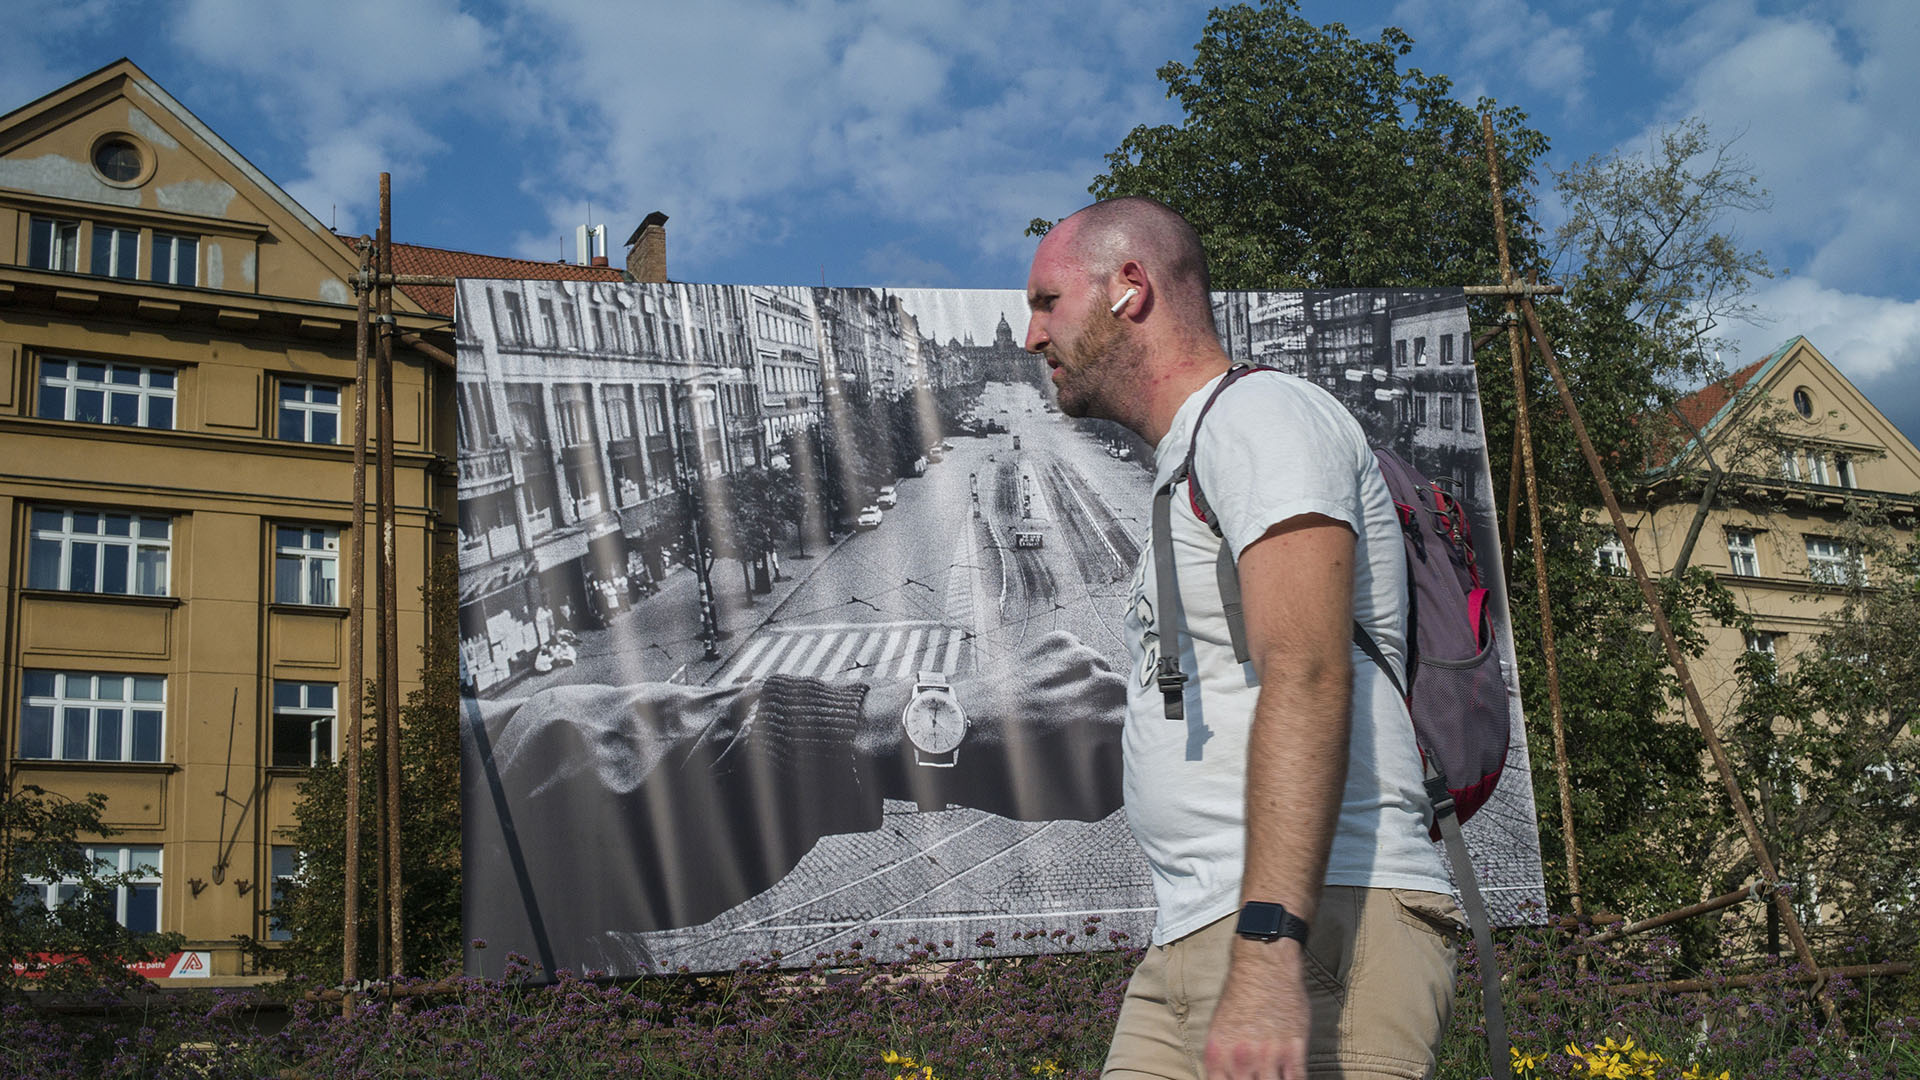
[455,280,1544,974]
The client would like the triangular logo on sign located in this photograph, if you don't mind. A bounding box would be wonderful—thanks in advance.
[180,953,204,971]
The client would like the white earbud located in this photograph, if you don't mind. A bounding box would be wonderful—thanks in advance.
[1110,288,1139,315]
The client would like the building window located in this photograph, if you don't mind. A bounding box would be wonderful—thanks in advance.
[20,845,162,934]
[1595,536,1627,573]
[93,138,145,183]
[268,846,300,941]
[1805,536,1857,585]
[1780,450,1802,482]
[150,233,197,286]
[90,225,140,279]
[1440,334,1455,365]
[1413,336,1427,366]
[37,358,176,429]
[273,526,340,606]
[28,216,81,271]
[1793,387,1814,419]
[1836,454,1856,488]
[1726,529,1759,577]
[1807,452,1830,486]
[1439,394,1456,430]
[271,681,335,767]
[1463,394,1478,433]
[1745,631,1778,656]
[277,382,342,444]
[27,507,170,596]
[1413,393,1429,426]
[20,670,165,762]
[499,290,528,344]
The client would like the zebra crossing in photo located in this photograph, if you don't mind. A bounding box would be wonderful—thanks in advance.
[715,621,968,686]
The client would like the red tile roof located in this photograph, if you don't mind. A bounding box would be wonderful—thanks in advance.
[1651,351,1781,471]
[335,235,626,318]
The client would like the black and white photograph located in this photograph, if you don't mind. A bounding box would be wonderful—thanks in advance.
[454,279,1544,979]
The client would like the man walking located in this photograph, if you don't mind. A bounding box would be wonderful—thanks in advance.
[1024,197,1463,1080]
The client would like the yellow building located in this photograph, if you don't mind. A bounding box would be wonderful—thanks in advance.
[1613,336,1920,729]
[1,59,459,977]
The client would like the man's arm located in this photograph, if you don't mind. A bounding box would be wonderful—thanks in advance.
[1204,513,1356,1080]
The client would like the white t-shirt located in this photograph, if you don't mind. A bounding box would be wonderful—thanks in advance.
[1122,369,1449,945]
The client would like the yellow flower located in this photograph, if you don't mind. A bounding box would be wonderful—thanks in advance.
[1030,1062,1064,1077]
[882,1051,913,1066]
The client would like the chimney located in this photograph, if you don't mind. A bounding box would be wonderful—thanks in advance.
[625,211,668,283]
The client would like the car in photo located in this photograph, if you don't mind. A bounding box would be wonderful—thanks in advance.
[1012,526,1044,549]
[876,485,898,508]
[856,505,884,529]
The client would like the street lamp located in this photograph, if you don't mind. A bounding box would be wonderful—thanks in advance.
[674,383,722,661]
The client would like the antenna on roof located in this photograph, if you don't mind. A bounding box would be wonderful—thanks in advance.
[331,203,337,231]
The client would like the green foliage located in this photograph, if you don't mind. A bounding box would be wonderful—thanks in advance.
[249,554,463,982]
[1725,534,1920,962]
[0,781,184,997]
[1076,0,1548,290]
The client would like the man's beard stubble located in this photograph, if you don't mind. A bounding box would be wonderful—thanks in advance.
[1055,304,1130,421]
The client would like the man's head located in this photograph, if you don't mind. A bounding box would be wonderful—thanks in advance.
[1023,197,1218,426]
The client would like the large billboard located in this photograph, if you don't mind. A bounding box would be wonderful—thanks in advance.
[455,281,1543,979]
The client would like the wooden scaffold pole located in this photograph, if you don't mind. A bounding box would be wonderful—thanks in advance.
[343,236,372,1015]
[1480,113,1587,921]
[376,172,405,977]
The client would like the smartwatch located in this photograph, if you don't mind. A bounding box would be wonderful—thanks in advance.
[1235,900,1310,944]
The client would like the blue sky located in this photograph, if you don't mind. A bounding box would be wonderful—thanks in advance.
[6,0,1918,435]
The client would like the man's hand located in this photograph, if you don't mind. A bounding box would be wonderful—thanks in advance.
[1204,940,1311,1079]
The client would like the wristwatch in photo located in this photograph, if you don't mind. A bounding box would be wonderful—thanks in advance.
[901,671,969,768]
[1235,900,1310,945]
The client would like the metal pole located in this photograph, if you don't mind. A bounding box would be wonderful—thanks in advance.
[1482,113,1586,919]
[343,237,371,1017]
[377,173,405,977]
[1513,294,1841,1030]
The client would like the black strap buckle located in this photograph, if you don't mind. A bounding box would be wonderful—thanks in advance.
[1155,656,1188,696]
[1424,774,1457,820]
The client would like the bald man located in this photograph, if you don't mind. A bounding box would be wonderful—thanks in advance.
[1025,198,1462,1080]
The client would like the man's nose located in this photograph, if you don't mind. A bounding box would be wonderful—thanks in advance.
[1024,318,1047,353]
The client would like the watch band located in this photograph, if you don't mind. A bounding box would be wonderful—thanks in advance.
[1235,900,1310,944]
[915,670,949,691]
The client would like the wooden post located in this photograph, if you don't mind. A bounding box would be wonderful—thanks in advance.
[1482,113,1586,918]
[377,173,404,977]
[344,237,371,1015]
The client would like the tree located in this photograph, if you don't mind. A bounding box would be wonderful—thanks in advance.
[1066,1,1793,934]
[1043,0,1548,291]
[1,781,184,997]
[1723,519,1919,964]
[251,554,463,982]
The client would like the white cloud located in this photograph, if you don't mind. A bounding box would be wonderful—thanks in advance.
[504,0,1202,273]
[1631,0,1920,298]
[168,0,495,227]
[1387,0,1596,111]
[1720,276,1920,385]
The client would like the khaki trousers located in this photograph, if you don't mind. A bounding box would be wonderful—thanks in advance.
[1103,886,1462,1080]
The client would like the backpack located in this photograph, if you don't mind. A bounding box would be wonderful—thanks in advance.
[1148,362,1513,1077]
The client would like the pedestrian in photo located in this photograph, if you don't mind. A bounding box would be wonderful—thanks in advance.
[1024,197,1463,1080]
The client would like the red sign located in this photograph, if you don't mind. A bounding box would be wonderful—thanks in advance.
[10,951,212,980]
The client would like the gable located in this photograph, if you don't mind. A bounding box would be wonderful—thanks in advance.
[0,59,426,315]
[1710,337,1920,496]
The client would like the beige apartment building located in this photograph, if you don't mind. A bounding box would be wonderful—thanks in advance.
[0,59,471,977]
[1608,336,1920,725]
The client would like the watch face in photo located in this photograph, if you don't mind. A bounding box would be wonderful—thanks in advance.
[905,691,965,755]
